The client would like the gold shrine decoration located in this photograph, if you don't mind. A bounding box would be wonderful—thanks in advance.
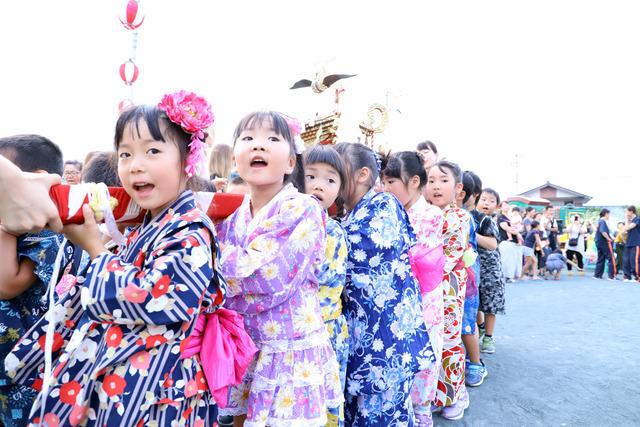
[301,112,341,146]
[359,103,389,147]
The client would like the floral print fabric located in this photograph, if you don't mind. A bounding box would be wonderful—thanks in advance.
[345,378,415,427]
[6,191,225,426]
[407,196,445,409]
[435,204,469,407]
[317,218,349,427]
[0,231,70,427]
[462,211,479,335]
[342,189,433,425]
[216,184,343,427]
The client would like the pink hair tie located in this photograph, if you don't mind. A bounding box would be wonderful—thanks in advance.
[158,90,214,177]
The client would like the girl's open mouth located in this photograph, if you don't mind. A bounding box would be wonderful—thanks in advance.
[250,157,268,168]
[133,182,155,194]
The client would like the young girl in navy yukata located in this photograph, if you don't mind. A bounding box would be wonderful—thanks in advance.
[334,143,433,427]
[215,112,342,427]
[382,151,444,427]
[303,145,349,427]
[425,160,471,421]
[6,92,226,426]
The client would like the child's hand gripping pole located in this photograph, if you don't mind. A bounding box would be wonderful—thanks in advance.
[89,183,126,247]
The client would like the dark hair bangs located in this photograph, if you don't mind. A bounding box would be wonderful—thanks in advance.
[114,105,191,165]
[382,156,403,180]
[434,160,462,184]
[232,111,294,151]
[303,145,347,190]
[383,151,427,189]
[482,188,501,205]
[334,142,380,190]
[417,140,438,154]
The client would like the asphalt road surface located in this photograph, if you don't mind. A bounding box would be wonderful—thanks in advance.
[434,274,640,427]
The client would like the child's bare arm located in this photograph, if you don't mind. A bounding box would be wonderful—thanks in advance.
[477,234,498,250]
[499,221,512,239]
[0,229,37,299]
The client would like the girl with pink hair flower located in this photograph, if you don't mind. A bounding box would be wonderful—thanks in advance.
[6,91,229,426]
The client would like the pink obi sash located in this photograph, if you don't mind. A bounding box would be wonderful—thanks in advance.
[180,308,258,408]
[409,243,446,295]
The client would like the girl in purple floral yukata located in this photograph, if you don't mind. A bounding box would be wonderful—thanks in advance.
[216,112,343,427]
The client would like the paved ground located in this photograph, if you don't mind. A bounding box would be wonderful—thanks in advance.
[434,274,640,427]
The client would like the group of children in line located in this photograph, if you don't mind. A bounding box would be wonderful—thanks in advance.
[0,91,513,427]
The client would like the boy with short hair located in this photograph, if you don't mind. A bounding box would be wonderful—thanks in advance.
[0,134,72,426]
[476,188,506,355]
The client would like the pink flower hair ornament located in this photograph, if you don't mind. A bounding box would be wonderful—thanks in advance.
[158,90,214,177]
[284,116,305,155]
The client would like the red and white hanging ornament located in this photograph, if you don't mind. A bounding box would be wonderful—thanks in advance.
[119,0,145,30]
[118,0,144,112]
[119,59,139,85]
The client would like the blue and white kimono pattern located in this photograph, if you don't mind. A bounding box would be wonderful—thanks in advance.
[0,231,71,427]
[6,191,225,427]
[462,211,480,335]
[342,190,433,426]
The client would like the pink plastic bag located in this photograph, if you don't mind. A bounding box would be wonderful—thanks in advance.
[409,243,446,295]
[180,308,258,408]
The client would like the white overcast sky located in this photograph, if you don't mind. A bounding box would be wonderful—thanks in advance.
[1,0,639,205]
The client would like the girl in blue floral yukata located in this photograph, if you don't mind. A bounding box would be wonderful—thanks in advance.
[216,112,343,427]
[303,145,349,427]
[6,92,226,426]
[334,142,433,427]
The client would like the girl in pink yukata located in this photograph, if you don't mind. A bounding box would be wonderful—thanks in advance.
[216,112,343,427]
[6,92,226,426]
[382,151,444,427]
